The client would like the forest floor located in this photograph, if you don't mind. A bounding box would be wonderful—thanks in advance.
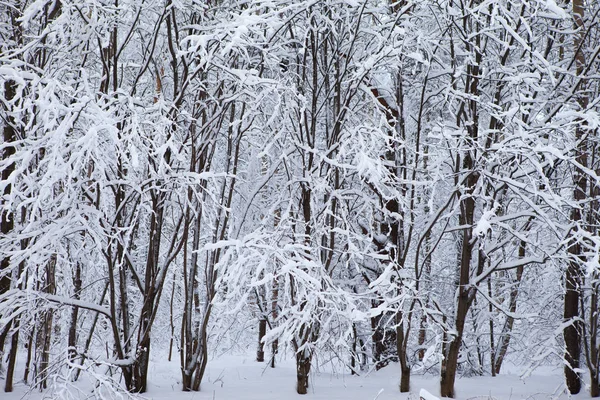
[2,354,594,400]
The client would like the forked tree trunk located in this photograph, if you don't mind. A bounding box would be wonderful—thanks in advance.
[441,148,478,398]
[494,258,525,374]
[440,287,472,398]
[74,283,108,381]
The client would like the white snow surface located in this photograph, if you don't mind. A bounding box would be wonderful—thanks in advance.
[2,354,594,399]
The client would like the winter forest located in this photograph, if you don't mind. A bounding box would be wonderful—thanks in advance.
[2,0,600,398]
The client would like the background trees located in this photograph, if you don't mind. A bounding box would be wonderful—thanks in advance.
[2,0,600,398]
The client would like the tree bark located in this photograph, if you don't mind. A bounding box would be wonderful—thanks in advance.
[270,275,280,368]
[68,262,82,363]
[257,319,267,362]
[494,253,525,374]
[4,327,19,392]
[23,327,34,383]
[564,0,586,394]
[296,349,312,394]
[0,79,17,369]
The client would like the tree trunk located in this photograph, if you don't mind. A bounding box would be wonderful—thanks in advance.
[0,79,16,364]
[68,262,82,363]
[4,327,19,392]
[270,275,280,368]
[564,256,582,394]
[257,319,267,362]
[168,275,176,362]
[132,335,151,393]
[564,0,586,394]
[417,313,427,361]
[24,327,34,383]
[296,350,312,394]
[371,310,386,370]
[37,254,56,390]
[441,151,478,398]
[0,323,10,377]
[495,258,525,374]
[396,313,410,392]
[488,277,496,377]
[592,370,599,398]
[440,288,471,398]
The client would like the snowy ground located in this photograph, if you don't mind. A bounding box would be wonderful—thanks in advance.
[2,355,593,400]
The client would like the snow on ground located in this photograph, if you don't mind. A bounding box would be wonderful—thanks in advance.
[2,355,594,399]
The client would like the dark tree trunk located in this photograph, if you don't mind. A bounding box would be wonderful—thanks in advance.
[351,323,358,375]
[37,255,56,390]
[257,319,266,362]
[296,350,312,395]
[0,80,16,365]
[564,257,582,394]
[564,0,586,394]
[400,365,410,393]
[397,313,410,392]
[495,260,524,375]
[370,311,386,370]
[68,262,82,363]
[488,277,496,377]
[592,371,599,398]
[440,288,471,398]
[4,327,19,392]
[270,268,280,368]
[132,335,151,393]
[24,328,34,383]
[0,323,10,377]
[168,275,176,362]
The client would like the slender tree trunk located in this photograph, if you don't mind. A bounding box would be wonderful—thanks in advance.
[68,262,82,363]
[418,236,432,362]
[397,316,410,392]
[441,155,478,398]
[564,0,586,394]
[0,324,9,377]
[270,275,279,368]
[168,274,176,362]
[488,277,496,377]
[495,265,524,374]
[4,326,19,392]
[371,311,386,370]
[350,323,358,375]
[257,319,267,362]
[590,281,599,397]
[0,80,17,369]
[24,327,34,383]
[440,288,472,398]
[74,283,108,381]
[37,254,57,390]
